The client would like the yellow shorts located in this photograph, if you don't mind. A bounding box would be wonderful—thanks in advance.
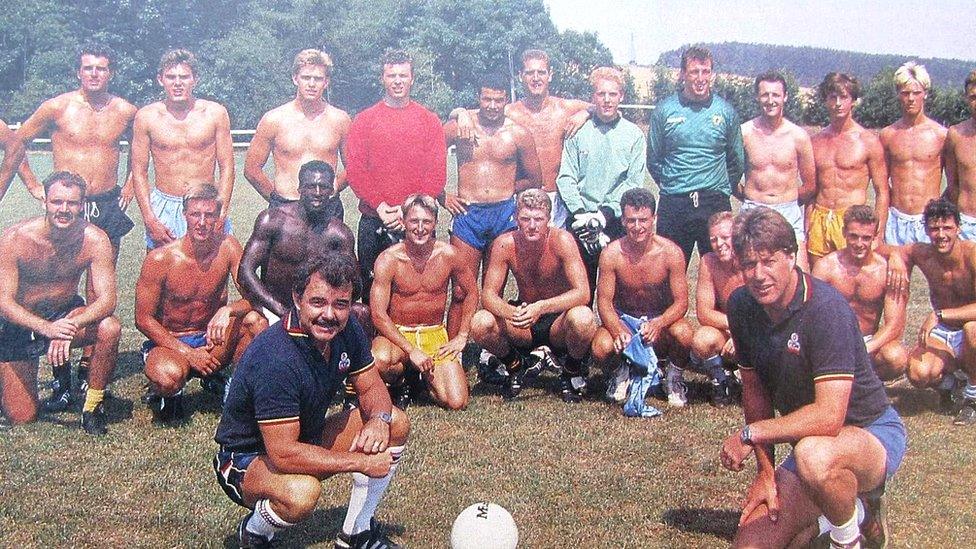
[397,324,453,366]
[807,205,847,257]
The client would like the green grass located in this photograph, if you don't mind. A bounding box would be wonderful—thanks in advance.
[0,153,974,547]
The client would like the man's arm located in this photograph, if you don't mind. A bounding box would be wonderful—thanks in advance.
[243,113,277,201]
[238,210,288,317]
[745,378,852,445]
[944,128,960,202]
[867,279,908,355]
[343,115,380,210]
[214,105,235,219]
[554,133,585,214]
[349,361,395,453]
[448,252,480,342]
[725,111,746,191]
[561,98,593,138]
[795,130,817,204]
[0,126,27,202]
[867,133,890,242]
[696,257,729,331]
[646,107,665,187]
[513,126,543,192]
[118,110,138,209]
[420,111,448,199]
[595,248,627,339]
[131,108,174,244]
[8,105,53,200]
[480,237,518,320]
[70,231,118,328]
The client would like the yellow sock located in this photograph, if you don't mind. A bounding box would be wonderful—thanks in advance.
[83,389,105,413]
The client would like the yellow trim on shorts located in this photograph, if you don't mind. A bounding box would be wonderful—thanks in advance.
[347,361,375,377]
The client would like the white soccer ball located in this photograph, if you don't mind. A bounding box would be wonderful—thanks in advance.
[450,501,519,549]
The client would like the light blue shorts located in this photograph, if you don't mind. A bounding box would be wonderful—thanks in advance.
[740,199,805,244]
[884,206,929,246]
[959,213,976,241]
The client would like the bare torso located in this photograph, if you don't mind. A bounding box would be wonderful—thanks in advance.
[703,253,744,312]
[506,229,574,302]
[913,241,976,320]
[812,123,880,209]
[948,119,976,215]
[139,99,227,195]
[6,218,96,312]
[384,241,454,326]
[262,101,350,199]
[508,97,585,192]
[881,117,947,214]
[742,118,805,203]
[452,115,524,203]
[43,92,136,195]
[814,251,887,335]
[607,236,679,317]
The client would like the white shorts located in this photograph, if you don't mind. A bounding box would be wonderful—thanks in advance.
[740,199,805,244]
[928,323,964,358]
[884,207,930,246]
[550,191,569,228]
[959,212,976,241]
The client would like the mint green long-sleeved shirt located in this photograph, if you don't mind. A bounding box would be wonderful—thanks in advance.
[556,116,648,217]
[647,93,744,197]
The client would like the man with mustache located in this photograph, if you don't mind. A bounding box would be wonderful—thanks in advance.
[345,49,447,302]
[591,188,694,407]
[245,49,350,220]
[369,194,479,410]
[879,62,947,246]
[739,71,816,271]
[808,72,889,267]
[131,49,234,249]
[470,189,596,403]
[722,206,905,549]
[812,206,909,382]
[648,45,745,269]
[888,198,976,425]
[214,252,409,549]
[0,171,120,435]
[136,183,266,423]
[690,211,745,407]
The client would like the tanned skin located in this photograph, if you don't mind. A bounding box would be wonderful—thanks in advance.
[692,217,745,364]
[944,82,976,220]
[0,118,32,202]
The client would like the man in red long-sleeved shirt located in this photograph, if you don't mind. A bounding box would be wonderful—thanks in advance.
[345,49,447,301]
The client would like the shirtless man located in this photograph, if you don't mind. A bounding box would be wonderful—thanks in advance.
[453,50,590,227]
[813,205,909,381]
[244,49,350,220]
[690,211,744,406]
[370,194,479,411]
[880,62,947,246]
[739,71,815,271]
[470,189,596,402]
[0,172,120,435]
[239,161,363,326]
[0,118,29,202]
[889,198,976,425]
[442,73,541,335]
[809,72,889,265]
[592,188,695,407]
[943,70,976,240]
[135,183,266,423]
[132,49,234,248]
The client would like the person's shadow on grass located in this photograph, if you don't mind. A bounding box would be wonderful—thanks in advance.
[222,507,405,547]
[661,507,738,541]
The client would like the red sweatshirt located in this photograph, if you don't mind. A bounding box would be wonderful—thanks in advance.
[344,100,447,216]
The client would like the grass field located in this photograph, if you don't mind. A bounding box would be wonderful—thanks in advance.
[1,152,974,548]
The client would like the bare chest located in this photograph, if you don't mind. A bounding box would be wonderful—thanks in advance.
[55,104,129,146]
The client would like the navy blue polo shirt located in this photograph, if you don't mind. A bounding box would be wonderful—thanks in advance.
[727,269,889,427]
[214,309,373,453]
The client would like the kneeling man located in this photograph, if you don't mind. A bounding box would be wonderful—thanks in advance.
[370,194,479,410]
[470,189,596,402]
[722,207,906,548]
[136,183,266,422]
[0,171,120,434]
[214,252,409,549]
[591,188,695,406]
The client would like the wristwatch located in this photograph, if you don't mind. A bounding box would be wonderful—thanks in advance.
[936,309,944,323]
[372,412,393,425]
[740,424,754,446]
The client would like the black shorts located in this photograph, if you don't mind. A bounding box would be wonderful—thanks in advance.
[85,187,134,246]
[213,449,262,508]
[0,295,85,362]
[509,299,559,348]
[270,191,344,222]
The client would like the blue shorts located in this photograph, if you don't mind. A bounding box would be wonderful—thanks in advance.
[146,187,232,248]
[213,449,262,508]
[884,207,929,246]
[782,406,907,481]
[141,332,208,363]
[959,213,976,241]
[451,198,516,252]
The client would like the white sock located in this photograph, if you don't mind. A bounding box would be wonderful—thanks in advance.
[247,498,294,540]
[342,445,405,535]
[828,505,861,545]
[817,497,864,534]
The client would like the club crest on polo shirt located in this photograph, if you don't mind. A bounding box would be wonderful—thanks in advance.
[786,333,801,355]
[712,114,724,126]
[338,352,350,373]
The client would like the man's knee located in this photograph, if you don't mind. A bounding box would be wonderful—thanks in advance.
[691,326,723,358]
[565,306,596,336]
[590,328,616,366]
[96,315,122,343]
[242,310,269,335]
[469,310,498,342]
[907,351,943,387]
[876,342,908,380]
[668,319,695,348]
[145,355,187,396]
[275,475,321,522]
[792,437,838,487]
[390,406,410,444]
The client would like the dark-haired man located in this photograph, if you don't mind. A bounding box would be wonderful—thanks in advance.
[648,45,745,268]
[345,49,447,301]
[889,198,976,425]
[245,49,350,217]
[370,194,479,410]
[809,72,889,266]
[944,70,976,241]
[813,206,908,382]
[214,252,409,549]
[722,206,906,548]
[0,172,120,435]
[591,188,695,406]
[132,49,234,248]
[739,71,815,271]
[136,183,266,423]
[470,189,596,402]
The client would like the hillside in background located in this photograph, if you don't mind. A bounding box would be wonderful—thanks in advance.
[657,42,974,88]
